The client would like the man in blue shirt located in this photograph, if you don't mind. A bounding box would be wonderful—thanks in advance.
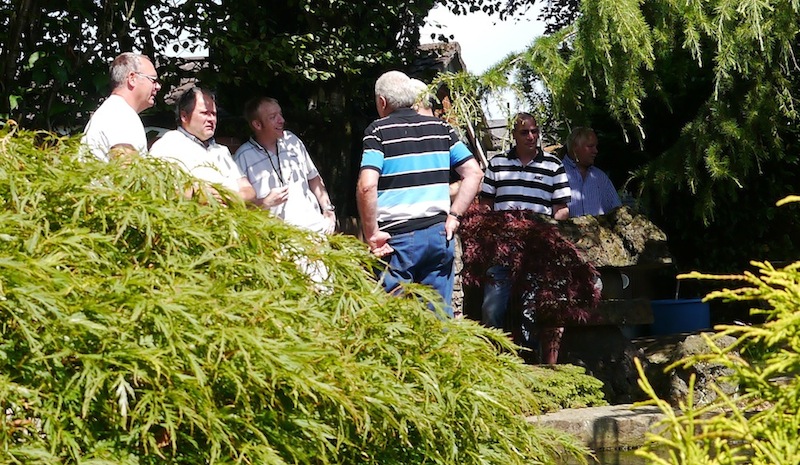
[562,127,621,217]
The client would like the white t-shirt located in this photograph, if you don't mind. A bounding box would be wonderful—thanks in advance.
[149,129,244,194]
[81,95,147,162]
[234,132,329,233]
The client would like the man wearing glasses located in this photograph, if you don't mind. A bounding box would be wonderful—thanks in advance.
[81,52,161,161]
[479,112,571,331]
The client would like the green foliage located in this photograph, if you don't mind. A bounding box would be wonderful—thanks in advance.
[634,204,800,464]
[469,0,800,277]
[526,365,607,412]
[0,0,538,130]
[0,123,590,464]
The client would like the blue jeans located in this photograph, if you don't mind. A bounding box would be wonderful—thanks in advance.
[380,222,455,317]
[482,265,512,328]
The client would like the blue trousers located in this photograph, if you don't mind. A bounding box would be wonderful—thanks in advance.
[380,222,455,317]
[481,264,512,328]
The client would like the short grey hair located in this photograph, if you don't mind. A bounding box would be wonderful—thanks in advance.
[566,127,596,156]
[109,52,147,90]
[409,78,434,111]
[375,71,416,110]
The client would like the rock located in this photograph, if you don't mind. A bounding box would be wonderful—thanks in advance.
[557,326,649,404]
[556,206,673,268]
[637,332,738,407]
[531,404,666,450]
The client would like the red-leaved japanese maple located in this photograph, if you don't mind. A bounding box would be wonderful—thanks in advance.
[459,204,600,325]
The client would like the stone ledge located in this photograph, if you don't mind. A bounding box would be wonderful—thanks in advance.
[529,404,666,450]
[582,299,653,326]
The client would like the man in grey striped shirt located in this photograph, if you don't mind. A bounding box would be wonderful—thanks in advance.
[479,112,571,333]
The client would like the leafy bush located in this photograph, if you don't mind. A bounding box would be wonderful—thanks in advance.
[635,207,800,465]
[0,123,592,464]
[526,365,607,412]
[459,206,600,326]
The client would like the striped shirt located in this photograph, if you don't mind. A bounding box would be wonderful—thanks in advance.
[361,108,474,234]
[481,147,571,215]
[562,156,621,217]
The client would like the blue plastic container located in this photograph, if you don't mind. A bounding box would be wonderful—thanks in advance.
[650,298,711,335]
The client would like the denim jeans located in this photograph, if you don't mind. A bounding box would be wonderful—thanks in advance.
[481,264,512,328]
[380,222,455,317]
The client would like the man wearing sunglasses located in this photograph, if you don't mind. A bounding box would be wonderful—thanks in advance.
[479,112,571,337]
[81,52,161,161]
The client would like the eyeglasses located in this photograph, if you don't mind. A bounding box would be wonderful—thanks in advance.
[136,72,160,85]
[517,128,540,136]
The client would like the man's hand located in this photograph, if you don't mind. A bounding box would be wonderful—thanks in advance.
[367,231,393,257]
[261,186,289,208]
[445,214,460,240]
[322,210,336,234]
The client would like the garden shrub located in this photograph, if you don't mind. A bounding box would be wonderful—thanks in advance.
[635,208,800,465]
[0,123,592,464]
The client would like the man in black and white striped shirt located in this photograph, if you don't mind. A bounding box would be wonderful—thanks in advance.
[479,112,571,332]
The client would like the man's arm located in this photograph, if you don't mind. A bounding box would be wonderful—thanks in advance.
[447,158,483,239]
[237,177,257,203]
[309,175,335,234]
[553,203,569,220]
[356,168,392,257]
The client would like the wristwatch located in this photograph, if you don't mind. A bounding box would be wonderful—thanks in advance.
[322,204,336,212]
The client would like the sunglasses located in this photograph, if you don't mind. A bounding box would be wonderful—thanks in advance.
[136,72,160,85]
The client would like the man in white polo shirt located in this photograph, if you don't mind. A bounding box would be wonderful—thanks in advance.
[81,52,161,161]
[149,87,256,203]
[234,96,335,234]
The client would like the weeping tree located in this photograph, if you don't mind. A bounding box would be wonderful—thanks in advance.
[446,0,800,278]
[0,123,603,463]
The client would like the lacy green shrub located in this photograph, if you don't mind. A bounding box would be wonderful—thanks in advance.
[635,204,800,464]
[0,123,592,464]
[526,365,606,412]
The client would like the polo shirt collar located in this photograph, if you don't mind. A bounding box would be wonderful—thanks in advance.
[178,126,215,149]
[508,146,544,162]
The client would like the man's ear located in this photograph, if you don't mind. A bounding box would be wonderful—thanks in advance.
[376,95,389,117]
[179,111,189,125]
[252,120,262,131]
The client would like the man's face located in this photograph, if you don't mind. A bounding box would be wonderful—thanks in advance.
[181,93,217,141]
[512,117,540,157]
[133,58,161,112]
[573,133,599,168]
[254,101,284,142]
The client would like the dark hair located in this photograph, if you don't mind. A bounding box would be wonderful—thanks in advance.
[175,87,215,124]
[243,96,279,124]
[513,112,537,131]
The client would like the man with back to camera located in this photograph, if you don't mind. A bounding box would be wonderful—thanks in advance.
[480,112,571,332]
[562,126,622,217]
[357,70,484,317]
[234,96,336,235]
[148,87,256,203]
[81,52,161,161]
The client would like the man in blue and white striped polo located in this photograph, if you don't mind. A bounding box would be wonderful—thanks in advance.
[479,112,571,331]
[356,70,484,317]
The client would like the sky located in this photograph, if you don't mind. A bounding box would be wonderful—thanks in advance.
[418,5,546,117]
[419,5,545,74]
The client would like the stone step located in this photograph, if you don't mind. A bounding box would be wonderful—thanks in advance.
[529,404,666,450]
